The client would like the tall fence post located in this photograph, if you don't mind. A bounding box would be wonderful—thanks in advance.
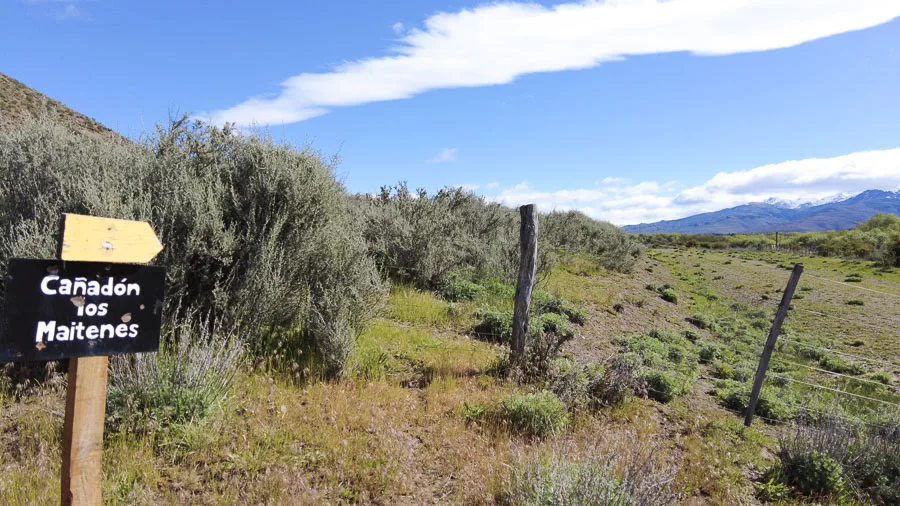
[511,204,538,365]
[745,263,803,426]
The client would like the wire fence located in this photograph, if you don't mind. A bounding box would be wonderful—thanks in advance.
[380,254,900,430]
[756,273,900,428]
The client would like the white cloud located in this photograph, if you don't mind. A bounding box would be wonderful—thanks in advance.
[57,4,81,19]
[485,181,500,190]
[204,0,900,125]
[428,147,458,163]
[392,22,404,35]
[486,148,900,225]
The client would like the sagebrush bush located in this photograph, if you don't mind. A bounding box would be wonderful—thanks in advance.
[642,370,691,403]
[497,440,677,505]
[618,330,700,404]
[532,290,587,324]
[541,210,642,273]
[775,414,900,505]
[106,313,243,433]
[0,116,383,376]
[359,184,527,287]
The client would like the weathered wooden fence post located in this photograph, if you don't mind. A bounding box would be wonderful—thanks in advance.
[745,263,803,426]
[511,204,538,365]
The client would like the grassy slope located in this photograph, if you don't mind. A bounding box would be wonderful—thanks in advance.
[0,72,121,140]
[2,248,897,504]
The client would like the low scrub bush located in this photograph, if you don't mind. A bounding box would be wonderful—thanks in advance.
[439,277,485,301]
[107,314,243,433]
[550,357,639,411]
[493,391,569,437]
[532,290,587,324]
[473,310,513,342]
[715,381,796,422]
[660,288,678,304]
[618,330,699,404]
[767,415,900,504]
[496,440,677,505]
[686,313,719,332]
[541,210,642,274]
[642,370,692,403]
[867,371,893,385]
[845,298,865,306]
[819,354,865,376]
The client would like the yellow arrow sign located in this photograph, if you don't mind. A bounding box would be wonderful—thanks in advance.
[60,214,163,263]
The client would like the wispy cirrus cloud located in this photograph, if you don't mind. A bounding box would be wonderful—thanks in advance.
[428,147,458,163]
[204,0,900,125]
[486,148,900,225]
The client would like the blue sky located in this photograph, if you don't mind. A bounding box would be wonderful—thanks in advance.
[2,0,900,225]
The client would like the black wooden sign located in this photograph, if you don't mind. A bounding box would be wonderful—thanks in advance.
[1,259,166,362]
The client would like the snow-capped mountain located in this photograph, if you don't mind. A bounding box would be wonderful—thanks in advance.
[624,190,900,234]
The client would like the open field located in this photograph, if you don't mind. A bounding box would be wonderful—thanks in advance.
[3,247,896,504]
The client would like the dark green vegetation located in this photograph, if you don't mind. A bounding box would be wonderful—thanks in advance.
[624,190,900,234]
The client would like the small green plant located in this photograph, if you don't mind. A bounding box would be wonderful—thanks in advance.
[461,402,487,425]
[867,371,892,385]
[107,315,243,433]
[686,313,719,332]
[660,288,678,304]
[439,278,484,301]
[778,451,847,498]
[642,370,692,403]
[496,442,676,505]
[698,342,721,363]
[846,299,865,306]
[819,354,865,376]
[473,310,513,342]
[494,391,568,437]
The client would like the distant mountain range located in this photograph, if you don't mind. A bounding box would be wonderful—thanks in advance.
[623,190,900,234]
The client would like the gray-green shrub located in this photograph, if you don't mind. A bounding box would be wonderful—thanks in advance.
[769,415,900,503]
[497,440,677,505]
[0,116,383,376]
[106,312,243,433]
[541,210,642,273]
[360,183,524,287]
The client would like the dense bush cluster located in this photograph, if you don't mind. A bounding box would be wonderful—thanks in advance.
[0,117,382,377]
[359,187,641,291]
[358,184,523,287]
[541,210,642,273]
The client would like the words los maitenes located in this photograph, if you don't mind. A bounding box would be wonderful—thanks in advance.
[34,274,144,343]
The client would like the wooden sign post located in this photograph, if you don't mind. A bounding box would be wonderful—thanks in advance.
[1,214,165,506]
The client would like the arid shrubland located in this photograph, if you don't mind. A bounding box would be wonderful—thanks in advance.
[0,116,383,376]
